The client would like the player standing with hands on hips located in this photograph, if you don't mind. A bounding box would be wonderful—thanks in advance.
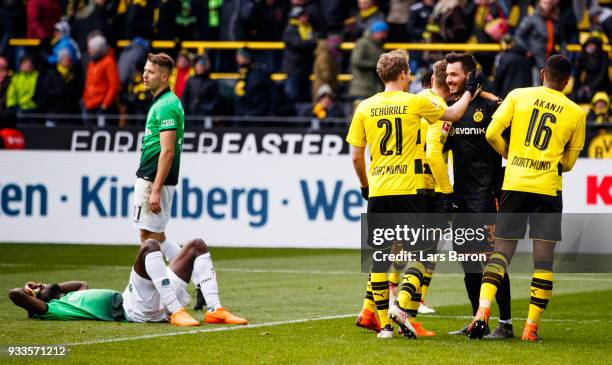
[134,53,247,325]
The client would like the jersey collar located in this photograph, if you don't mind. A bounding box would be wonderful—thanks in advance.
[153,87,171,103]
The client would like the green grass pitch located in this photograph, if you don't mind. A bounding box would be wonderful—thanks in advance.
[1,243,611,364]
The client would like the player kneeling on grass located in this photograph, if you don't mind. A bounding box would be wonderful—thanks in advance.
[8,239,247,326]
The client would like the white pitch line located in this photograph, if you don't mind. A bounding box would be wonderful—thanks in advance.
[64,313,356,347]
[62,312,612,347]
[423,314,611,324]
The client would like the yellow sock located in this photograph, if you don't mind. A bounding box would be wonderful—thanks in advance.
[406,286,421,318]
[389,272,401,286]
[527,270,553,324]
[370,272,391,328]
[421,271,433,302]
[362,275,376,312]
[480,253,508,305]
[397,262,425,310]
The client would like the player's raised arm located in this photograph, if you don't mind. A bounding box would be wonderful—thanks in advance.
[426,122,453,193]
[57,281,89,293]
[8,288,48,316]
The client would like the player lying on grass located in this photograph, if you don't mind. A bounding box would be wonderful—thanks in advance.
[8,238,247,326]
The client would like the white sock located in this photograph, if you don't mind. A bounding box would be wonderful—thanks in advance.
[191,253,221,312]
[145,251,182,314]
[499,319,512,325]
[160,240,181,262]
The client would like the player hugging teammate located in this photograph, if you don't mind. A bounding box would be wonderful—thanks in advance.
[347,49,479,339]
[349,50,585,341]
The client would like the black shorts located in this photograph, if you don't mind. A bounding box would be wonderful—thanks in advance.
[367,194,426,214]
[495,190,563,242]
[366,194,432,252]
[452,194,497,254]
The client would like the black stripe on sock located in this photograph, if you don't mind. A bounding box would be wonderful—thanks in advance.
[531,281,553,290]
[483,271,503,283]
[404,269,424,285]
[406,309,418,317]
[422,276,431,286]
[375,300,390,310]
[401,283,417,297]
[532,277,553,286]
[371,281,389,291]
[530,296,549,309]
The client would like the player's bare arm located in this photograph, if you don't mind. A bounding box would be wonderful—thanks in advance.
[150,130,176,214]
[351,146,369,194]
[9,281,89,316]
[485,119,509,159]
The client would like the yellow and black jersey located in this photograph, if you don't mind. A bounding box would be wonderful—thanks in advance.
[418,89,452,194]
[346,90,446,197]
[489,86,586,196]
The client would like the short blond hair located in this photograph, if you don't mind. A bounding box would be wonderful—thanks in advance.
[376,49,410,83]
[432,60,448,88]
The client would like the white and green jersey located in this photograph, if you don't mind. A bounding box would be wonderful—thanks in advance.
[136,88,184,186]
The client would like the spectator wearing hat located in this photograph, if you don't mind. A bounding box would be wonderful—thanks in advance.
[182,55,220,117]
[47,21,81,66]
[6,54,40,123]
[283,6,317,104]
[82,33,120,126]
[348,20,388,101]
[344,0,385,41]
[235,48,275,116]
[574,36,610,103]
[41,48,83,125]
[301,84,344,119]
[118,37,150,87]
[587,92,610,124]
[589,7,612,44]
[170,51,194,100]
[291,0,327,38]
[26,0,62,40]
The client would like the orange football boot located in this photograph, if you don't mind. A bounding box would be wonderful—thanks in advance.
[170,308,200,326]
[521,322,542,342]
[355,308,381,332]
[204,307,248,325]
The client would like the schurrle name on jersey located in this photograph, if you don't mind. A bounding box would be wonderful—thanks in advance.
[370,105,408,117]
[510,156,552,171]
[533,99,564,114]
[372,164,408,176]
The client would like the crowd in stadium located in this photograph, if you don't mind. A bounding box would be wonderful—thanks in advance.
[0,0,610,127]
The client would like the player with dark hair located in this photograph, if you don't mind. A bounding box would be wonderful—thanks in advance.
[348,49,479,338]
[440,52,514,339]
[8,239,247,325]
[467,55,586,341]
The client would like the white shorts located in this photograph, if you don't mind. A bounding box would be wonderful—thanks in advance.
[132,178,176,233]
[122,267,192,323]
